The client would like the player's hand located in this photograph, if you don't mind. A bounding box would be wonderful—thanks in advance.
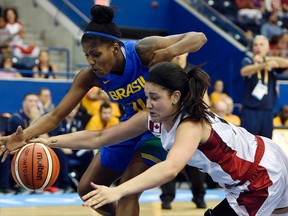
[0,126,26,162]
[148,49,174,68]
[82,182,122,209]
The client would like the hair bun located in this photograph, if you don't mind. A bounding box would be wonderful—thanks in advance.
[90,4,114,24]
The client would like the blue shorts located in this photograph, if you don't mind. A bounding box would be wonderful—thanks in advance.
[99,131,167,173]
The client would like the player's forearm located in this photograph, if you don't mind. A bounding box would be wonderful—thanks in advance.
[24,113,60,141]
[47,130,104,150]
[167,32,207,56]
[117,161,178,198]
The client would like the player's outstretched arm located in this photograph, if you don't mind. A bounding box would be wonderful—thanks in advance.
[81,120,202,209]
[30,110,149,150]
[0,67,96,161]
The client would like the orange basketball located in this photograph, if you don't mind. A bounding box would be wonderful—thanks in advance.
[11,143,60,192]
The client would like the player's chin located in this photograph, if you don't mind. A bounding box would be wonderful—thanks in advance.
[150,113,161,122]
[94,69,105,78]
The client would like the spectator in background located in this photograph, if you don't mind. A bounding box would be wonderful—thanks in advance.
[273,104,288,126]
[33,50,58,79]
[75,104,92,129]
[264,0,283,15]
[281,0,288,28]
[7,93,44,131]
[260,12,284,41]
[85,102,119,130]
[236,0,265,26]
[81,87,122,120]
[223,96,241,126]
[269,32,288,57]
[3,8,39,60]
[0,16,11,56]
[211,100,227,118]
[240,35,288,138]
[209,79,229,106]
[0,55,22,78]
[37,87,55,115]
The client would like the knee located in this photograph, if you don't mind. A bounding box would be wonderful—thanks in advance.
[77,178,91,197]
[118,193,141,204]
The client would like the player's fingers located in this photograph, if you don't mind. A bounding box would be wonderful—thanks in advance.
[10,149,18,155]
[92,198,107,210]
[0,145,6,157]
[1,150,9,162]
[82,189,98,201]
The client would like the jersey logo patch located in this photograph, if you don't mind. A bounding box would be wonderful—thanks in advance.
[149,120,161,138]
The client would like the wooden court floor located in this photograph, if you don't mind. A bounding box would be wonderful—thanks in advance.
[0,200,220,216]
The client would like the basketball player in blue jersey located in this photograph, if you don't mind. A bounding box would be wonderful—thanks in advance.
[0,5,207,215]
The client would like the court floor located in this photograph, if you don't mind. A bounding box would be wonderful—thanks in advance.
[0,188,224,216]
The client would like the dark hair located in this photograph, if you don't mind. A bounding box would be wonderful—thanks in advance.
[81,5,121,46]
[100,102,111,113]
[23,93,37,101]
[148,62,213,122]
[38,87,50,95]
[3,7,18,23]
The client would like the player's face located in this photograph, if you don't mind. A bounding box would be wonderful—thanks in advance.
[145,82,179,123]
[82,42,118,78]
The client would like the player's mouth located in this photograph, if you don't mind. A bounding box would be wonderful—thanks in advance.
[93,69,105,77]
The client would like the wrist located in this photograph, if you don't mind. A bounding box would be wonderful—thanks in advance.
[48,137,58,147]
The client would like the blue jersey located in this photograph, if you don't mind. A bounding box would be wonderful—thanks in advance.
[95,40,166,172]
[98,40,147,120]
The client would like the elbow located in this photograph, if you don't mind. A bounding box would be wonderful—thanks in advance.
[192,32,207,51]
[200,33,208,45]
[166,169,178,182]
[164,164,180,181]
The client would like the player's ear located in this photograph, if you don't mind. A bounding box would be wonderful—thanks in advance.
[172,90,181,105]
[112,43,120,55]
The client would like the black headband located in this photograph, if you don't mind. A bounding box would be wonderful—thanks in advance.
[147,72,177,91]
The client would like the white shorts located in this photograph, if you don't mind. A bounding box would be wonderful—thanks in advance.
[226,137,288,216]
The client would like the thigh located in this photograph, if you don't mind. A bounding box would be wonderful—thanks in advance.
[119,150,150,184]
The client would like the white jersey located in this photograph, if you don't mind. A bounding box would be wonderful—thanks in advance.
[148,114,288,215]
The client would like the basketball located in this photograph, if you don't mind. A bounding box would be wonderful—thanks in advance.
[11,143,60,192]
